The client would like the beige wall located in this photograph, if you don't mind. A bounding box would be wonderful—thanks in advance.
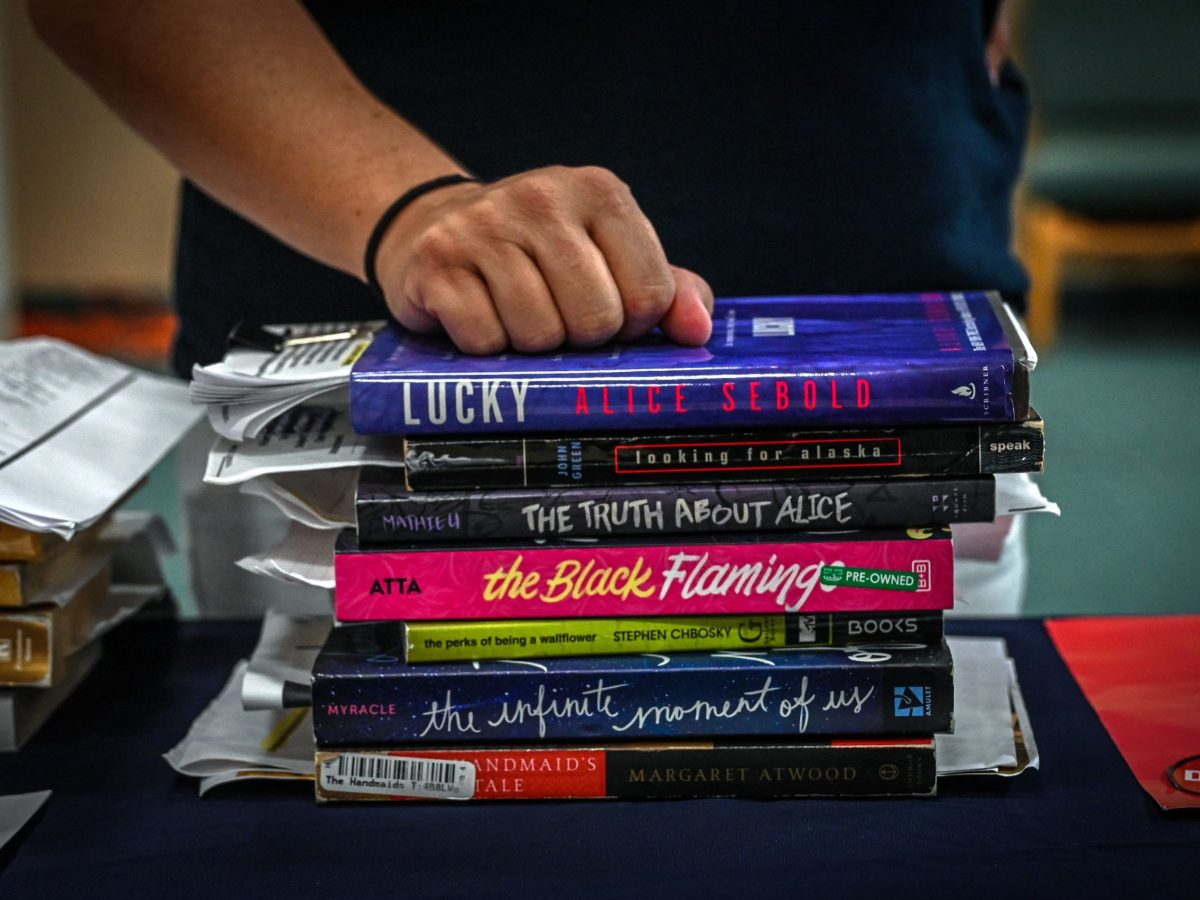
[3,3,178,296]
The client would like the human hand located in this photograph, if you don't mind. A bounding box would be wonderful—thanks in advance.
[371,165,714,354]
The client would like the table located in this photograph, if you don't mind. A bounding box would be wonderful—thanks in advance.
[2,618,1198,898]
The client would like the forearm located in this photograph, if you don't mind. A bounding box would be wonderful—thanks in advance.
[28,0,468,278]
[31,0,713,350]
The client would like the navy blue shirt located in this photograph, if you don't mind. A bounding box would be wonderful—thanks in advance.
[172,1,1028,376]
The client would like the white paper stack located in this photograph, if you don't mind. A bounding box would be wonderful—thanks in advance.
[202,403,404,487]
[164,611,331,794]
[199,401,403,589]
[0,338,202,538]
[188,322,382,440]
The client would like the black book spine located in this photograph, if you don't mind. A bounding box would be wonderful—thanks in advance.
[605,741,937,799]
[402,419,1044,490]
[314,739,937,801]
[355,477,995,543]
[791,610,945,646]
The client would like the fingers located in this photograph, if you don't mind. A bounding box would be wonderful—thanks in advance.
[394,243,571,355]
[576,169,675,342]
[393,267,507,355]
[374,165,712,353]
[477,246,567,353]
[528,225,624,348]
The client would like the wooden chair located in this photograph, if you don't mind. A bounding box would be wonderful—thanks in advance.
[1015,0,1200,348]
[1018,206,1200,348]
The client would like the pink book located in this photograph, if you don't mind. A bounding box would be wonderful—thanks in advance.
[334,528,953,622]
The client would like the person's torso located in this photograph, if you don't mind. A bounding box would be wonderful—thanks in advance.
[173,1,1028,375]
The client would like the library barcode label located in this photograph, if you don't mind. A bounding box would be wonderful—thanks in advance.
[319,753,476,799]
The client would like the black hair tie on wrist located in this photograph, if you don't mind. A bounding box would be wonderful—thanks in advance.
[363,173,481,299]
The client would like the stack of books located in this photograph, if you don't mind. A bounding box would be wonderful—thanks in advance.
[0,513,168,751]
[308,290,1041,802]
[0,335,200,750]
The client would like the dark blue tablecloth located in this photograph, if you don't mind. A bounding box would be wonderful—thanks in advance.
[1,618,1197,898]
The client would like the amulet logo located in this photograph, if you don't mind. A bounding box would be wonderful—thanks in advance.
[894,686,927,717]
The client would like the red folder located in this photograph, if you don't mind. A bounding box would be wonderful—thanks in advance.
[1046,615,1200,811]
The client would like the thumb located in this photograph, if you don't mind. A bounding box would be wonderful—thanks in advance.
[658,266,715,346]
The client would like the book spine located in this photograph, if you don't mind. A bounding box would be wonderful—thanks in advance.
[0,641,102,752]
[312,648,954,744]
[314,739,938,801]
[356,478,995,543]
[334,534,954,621]
[403,611,945,663]
[0,531,109,609]
[0,525,41,562]
[402,420,1044,490]
[0,569,23,607]
[352,355,1018,436]
[0,564,123,687]
[0,616,52,687]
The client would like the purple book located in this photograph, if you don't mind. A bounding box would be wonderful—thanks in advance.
[349,291,1033,436]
